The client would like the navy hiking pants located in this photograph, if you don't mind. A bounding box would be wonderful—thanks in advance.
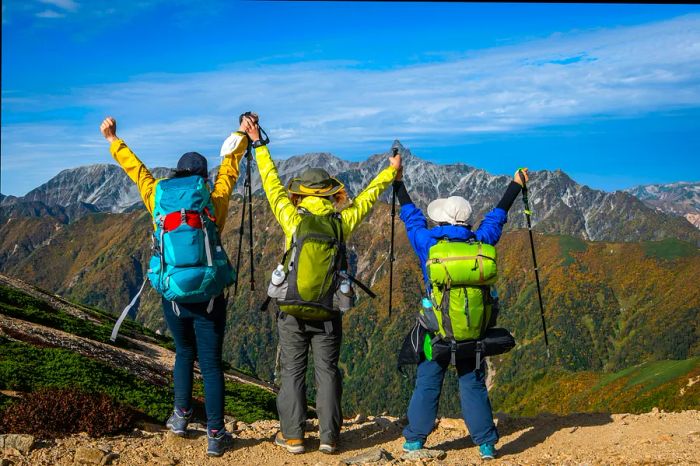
[162,295,227,432]
[403,358,499,446]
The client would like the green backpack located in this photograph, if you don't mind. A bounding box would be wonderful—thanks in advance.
[421,239,498,342]
[273,210,347,320]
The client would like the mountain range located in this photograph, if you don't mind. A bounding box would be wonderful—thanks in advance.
[2,142,699,243]
[1,141,698,416]
[624,181,700,229]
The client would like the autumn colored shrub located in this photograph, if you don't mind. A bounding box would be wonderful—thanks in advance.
[0,388,134,438]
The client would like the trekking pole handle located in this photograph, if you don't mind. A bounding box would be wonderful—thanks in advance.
[517,167,528,189]
[517,168,532,215]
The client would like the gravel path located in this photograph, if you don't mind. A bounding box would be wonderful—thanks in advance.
[4,410,699,465]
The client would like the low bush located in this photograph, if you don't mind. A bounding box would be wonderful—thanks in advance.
[0,388,134,438]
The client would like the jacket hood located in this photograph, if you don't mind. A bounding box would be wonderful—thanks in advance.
[296,195,337,216]
[427,224,475,242]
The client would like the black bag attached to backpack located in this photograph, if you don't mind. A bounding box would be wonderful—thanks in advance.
[397,324,515,370]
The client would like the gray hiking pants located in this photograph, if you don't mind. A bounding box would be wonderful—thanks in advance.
[276,312,343,444]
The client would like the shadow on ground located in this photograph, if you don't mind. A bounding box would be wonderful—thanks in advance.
[431,412,613,456]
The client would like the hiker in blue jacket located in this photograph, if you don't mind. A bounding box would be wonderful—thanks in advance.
[394,167,528,461]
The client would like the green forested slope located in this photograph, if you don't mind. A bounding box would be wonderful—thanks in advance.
[1,199,698,416]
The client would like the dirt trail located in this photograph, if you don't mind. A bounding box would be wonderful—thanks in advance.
[5,410,699,465]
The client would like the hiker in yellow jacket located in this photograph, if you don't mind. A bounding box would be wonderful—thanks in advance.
[221,114,401,455]
[100,116,254,457]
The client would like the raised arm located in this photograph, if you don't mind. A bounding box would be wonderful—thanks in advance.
[474,169,527,245]
[394,180,433,259]
[101,117,157,214]
[214,124,250,232]
[340,152,400,238]
[255,146,301,238]
[240,117,301,239]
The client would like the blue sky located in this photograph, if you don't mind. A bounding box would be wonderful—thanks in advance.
[2,1,700,196]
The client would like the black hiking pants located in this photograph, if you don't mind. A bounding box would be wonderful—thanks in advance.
[276,312,343,444]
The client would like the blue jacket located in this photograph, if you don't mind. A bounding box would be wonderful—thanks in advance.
[399,203,508,285]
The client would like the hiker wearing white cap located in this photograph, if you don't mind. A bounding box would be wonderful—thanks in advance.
[394,167,528,461]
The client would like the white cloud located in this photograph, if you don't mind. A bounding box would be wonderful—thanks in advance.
[38,0,78,12]
[35,9,65,18]
[3,14,700,195]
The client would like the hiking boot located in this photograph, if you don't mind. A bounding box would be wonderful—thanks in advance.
[207,428,234,457]
[319,442,337,454]
[402,440,424,452]
[479,443,497,460]
[166,407,192,437]
[274,432,305,454]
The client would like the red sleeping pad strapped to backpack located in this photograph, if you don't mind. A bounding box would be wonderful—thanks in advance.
[162,208,216,232]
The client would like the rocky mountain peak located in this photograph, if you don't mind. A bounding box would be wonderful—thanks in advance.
[2,148,699,241]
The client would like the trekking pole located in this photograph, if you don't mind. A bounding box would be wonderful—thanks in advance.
[233,112,270,295]
[518,169,550,359]
[388,146,399,317]
[245,144,255,291]
[233,154,248,295]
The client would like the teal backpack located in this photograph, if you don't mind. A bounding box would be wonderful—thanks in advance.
[146,176,235,305]
[111,175,235,341]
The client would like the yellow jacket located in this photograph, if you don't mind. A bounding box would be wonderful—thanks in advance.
[109,134,249,232]
[254,145,397,249]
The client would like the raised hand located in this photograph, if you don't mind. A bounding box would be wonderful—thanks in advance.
[389,151,402,175]
[100,117,118,143]
[514,168,529,186]
[239,113,260,142]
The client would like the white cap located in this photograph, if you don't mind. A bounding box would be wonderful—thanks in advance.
[426,196,473,225]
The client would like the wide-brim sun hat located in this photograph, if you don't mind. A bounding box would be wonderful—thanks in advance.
[287,167,344,196]
[427,196,473,225]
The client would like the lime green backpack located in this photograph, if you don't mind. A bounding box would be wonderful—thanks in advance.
[274,211,347,320]
[422,240,498,342]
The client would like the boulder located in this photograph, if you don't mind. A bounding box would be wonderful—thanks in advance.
[100,453,119,466]
[138,421,166,433]
[0,435,35,454]
[74,446,106,464]
[401,449,447,461]
[343,448,393,464]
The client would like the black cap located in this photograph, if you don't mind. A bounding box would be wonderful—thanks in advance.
[176,152,208,178]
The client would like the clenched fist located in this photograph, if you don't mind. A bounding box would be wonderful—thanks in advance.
[389,151,402,173]
[100,117,118,143]
[514,168,529,187]
[240,113,260,142]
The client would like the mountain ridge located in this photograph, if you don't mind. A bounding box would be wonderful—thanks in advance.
[624,181,700,229]
[2,143,699,242]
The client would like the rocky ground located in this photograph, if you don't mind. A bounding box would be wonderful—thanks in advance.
[2,409,699,465]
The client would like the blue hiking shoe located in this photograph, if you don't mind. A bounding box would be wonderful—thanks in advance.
[207,428,234,457]
[166,407,191,437]
[479,443,497,460]
[402,440,424,452]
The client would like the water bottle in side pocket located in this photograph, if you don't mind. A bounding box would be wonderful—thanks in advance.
[336,273,355,313]
[267,264,288,299]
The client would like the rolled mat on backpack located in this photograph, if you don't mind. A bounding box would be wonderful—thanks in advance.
[397,325,516,370]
